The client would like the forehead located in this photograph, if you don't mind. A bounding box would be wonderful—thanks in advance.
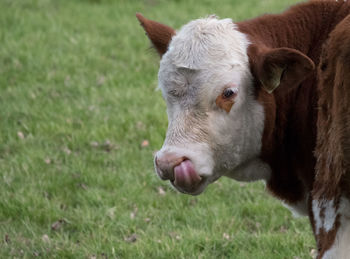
[158,17,250,91]
[162,17,249,69]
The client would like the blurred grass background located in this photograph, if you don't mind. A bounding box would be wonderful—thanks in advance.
[0,0,314,258]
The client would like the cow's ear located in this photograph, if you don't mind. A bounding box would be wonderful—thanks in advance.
[136,13,176,57]
[256,48,315,93]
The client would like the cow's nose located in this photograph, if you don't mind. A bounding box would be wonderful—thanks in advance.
[154,153,186,181]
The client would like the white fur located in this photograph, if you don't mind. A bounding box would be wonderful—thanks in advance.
[312,199,323,235]
[312,199,336,235]
[157,16,268,193]
[320,197,350,259]
[165,17,250,70]
[324,199,336,232]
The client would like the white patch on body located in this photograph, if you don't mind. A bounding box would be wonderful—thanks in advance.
[312,199,336,235]
[312,199,323,235]
[324,199,336,232]
[312,197,350,259]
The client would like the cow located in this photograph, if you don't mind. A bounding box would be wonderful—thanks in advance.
[136,1,350,258]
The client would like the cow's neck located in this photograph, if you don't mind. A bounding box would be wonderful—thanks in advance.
[237,1,350,204]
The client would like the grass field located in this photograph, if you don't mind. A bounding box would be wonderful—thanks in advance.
[0,0,315,258]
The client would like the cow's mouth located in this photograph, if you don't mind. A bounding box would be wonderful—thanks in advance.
[170,159,207,195]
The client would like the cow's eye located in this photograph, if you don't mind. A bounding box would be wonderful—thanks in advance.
[216,87,237,113]
[222,88,236,99]
[168,89,184,97]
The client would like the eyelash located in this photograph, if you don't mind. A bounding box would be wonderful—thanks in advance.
[222,87,238,98]
[222,89,234,98]
[168,89,185,97]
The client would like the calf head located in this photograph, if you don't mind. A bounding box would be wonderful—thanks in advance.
[137,14,314,195]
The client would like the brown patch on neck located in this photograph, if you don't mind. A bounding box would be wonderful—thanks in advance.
[313,15,350,201]
[247,42,315,203]
[235,1,350,203]
[233,2,350,256]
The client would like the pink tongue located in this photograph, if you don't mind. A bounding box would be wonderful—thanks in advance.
[174,160,201,189]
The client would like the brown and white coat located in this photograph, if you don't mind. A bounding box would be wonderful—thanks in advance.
[137,1,350,258]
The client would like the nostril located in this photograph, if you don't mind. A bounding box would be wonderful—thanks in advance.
[156,166,168,180]
[154,155,172,181]
[154,154,187,181]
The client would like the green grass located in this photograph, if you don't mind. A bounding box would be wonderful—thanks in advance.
[0,0,314,258]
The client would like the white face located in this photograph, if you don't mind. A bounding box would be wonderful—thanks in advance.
[154,17,266,195]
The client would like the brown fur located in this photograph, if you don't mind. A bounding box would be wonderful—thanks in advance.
[312,14,350,258]
[236,3,350,256]
[237,0,350,204]
[252,47,315,93]
[314,14,350,200]
[136,13,175,56]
